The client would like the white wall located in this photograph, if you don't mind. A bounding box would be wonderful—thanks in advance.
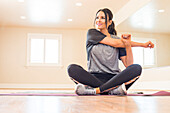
[130,66,170,90]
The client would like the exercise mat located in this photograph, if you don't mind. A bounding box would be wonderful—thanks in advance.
[0,91,169,96]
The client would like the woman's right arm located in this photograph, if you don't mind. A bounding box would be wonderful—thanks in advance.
[100,36,154,48]
[100,36,125,48]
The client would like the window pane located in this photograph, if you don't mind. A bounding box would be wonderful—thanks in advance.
[132,47,143,65]
[45,39,59,63]
[144,48,154,65]
[30,39,44,63]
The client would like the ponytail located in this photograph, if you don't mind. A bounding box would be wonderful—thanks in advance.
[108,21,117,35]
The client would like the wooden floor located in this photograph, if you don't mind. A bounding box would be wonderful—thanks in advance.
[0,90,170,113]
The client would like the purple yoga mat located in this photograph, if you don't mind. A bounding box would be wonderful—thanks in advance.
[0,91,169,96]
[127,91,170,96]
[0,93,77,96]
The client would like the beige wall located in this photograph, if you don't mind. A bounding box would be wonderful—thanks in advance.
[0,26,170,87]
[0,26,88,85]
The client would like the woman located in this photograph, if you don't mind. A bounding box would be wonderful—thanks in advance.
[67,8,154,95]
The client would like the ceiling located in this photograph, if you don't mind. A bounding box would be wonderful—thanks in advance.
[117,0,170,34]
[0,0,169,34]
[0,0,129,28]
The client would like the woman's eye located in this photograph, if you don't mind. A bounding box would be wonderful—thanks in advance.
[96,16,105,19]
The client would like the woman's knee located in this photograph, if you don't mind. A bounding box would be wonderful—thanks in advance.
[129,64,142,75]
[67,64,78,73]
[67,64,81,77]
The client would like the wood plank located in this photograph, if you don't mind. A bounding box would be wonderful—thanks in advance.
[0,95,170,113]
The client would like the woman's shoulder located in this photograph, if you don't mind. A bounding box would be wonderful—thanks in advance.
[87,28,98,33]
[87,28,104,36]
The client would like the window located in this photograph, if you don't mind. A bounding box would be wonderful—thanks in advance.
[27,33,62,66]
[132,38,156,68]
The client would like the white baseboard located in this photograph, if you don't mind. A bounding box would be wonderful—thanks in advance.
[0,84,75,89]
[0,81,169,90]
[130,81,170,90]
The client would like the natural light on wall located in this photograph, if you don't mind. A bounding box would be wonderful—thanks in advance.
[130,3,154,29]
[28,0,62,23]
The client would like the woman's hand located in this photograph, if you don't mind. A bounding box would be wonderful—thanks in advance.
[143,41,154,48]
[121,34,131,48]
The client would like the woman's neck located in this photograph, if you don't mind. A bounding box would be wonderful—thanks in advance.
[99,29,110,37]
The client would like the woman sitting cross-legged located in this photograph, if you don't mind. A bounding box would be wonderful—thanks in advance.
[67,8,154,95]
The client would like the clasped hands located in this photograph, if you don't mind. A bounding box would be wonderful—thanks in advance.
[121,34,154,48]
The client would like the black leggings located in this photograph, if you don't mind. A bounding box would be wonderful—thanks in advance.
[67,64,142,93]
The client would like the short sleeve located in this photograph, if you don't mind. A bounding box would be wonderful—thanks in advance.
[87,29,106,45]
[118,48,126,60]
[86,29,106,60]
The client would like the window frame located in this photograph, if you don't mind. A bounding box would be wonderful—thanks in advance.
[27,33,62,67]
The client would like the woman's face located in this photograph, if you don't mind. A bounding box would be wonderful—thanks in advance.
[95,11,111,30]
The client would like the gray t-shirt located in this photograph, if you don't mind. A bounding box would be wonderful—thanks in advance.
[86,29,126,74]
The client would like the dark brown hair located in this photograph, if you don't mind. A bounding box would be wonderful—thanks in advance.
[94,8,117,35]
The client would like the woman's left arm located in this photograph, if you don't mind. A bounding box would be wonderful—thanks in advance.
[120,34,133,67]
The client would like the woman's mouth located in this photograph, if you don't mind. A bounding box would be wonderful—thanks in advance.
[97,23,102,26]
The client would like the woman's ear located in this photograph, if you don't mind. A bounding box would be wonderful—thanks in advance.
[109,20,112,26]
